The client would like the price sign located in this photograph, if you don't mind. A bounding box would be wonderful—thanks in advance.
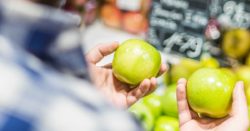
[217,0,250,28]
[147,0,209,60]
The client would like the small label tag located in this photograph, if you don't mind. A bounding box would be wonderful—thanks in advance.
[116,0,142,11]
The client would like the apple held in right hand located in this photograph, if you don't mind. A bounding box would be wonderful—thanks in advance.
[112,39,161,85]
[187,68,237,118]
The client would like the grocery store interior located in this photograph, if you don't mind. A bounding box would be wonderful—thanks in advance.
[0,0,250,131]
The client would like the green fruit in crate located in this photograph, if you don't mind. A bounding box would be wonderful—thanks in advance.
[170,58,201,83]
[187,68,236,118]
[162,84,178,118]
[112,39,161,85]
[170,64,191,84]
[235,66,250,88]
[235,66,250,105]
[129,102,154,131]
[154,116,179,131]
[201,56,220,68]
[220,68,236,80]
[245,86,250,105]
[246,54,250,66]
[163,72,171,86]
[180,58,202,73]
[222,29,250,59]
[142,93,162,118]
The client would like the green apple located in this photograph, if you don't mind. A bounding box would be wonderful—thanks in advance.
[201,56,220,68]
[129,102,155,131]
[187,68,236,118]
[154,116,179,131]
[235,66,250,105]
[245,87,250,105]
[142,93,162,118]
[170,58,202,83]
[112,39,161,85]
[170,64,191,84]
[220,68,235,77]
[235,66,250,88]
[222,29,250,59]
[163,72,171,86]
[180,58,202,73]
[246,54,250,66]
[162,84,178,118]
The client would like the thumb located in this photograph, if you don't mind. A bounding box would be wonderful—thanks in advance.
[231,81,248,120]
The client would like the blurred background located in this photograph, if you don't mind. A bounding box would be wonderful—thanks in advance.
[0,0,250,131]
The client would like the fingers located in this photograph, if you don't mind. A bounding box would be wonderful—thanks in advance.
[86,42,119,64]
[127,79,151,106]
[231,82,248,119]
[144,77,158,96]
[177,78,192,126]
[157,64,167,77]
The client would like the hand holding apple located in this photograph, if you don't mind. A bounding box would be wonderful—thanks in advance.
[176,78,249,131]
[187,68,236,118]
[86,41,167,108]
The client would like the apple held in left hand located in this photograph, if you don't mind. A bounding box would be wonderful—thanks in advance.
[112,39,161,86]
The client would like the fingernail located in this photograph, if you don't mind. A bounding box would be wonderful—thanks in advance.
[237,81,244,88]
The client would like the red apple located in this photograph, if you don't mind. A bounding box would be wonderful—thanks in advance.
[122,12,147,34]
[101,4,122,28]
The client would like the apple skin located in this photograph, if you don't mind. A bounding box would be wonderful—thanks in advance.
[161,84,178,118]
[129,102,155,131]
[122,12,148,34]
[112,39,161,85]
[222,29,250,59]
[187,68,236,118]
[170,58,202,84]
[235,66,250,88]
[235,66,250,105]
[101,4,122,28]
[246,54,250,66]
[154,116,179,131]
[201,57,220,68]
[142,93,162,118]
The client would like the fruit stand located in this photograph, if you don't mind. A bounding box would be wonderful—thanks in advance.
[0,0,250,131]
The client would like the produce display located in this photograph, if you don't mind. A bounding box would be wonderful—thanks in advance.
[100,0,151,34]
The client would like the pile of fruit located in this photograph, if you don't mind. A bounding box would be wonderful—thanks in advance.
[129,54,250,131]
[100,0,150,34]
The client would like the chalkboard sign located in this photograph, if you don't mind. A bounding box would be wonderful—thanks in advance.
[147,0,210,60]
[217,0,250,29]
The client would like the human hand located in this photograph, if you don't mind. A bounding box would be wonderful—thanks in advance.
[86,42,167,108]
[176,78,249,131]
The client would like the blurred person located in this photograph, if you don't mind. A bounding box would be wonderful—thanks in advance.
[176,78,249,131]
[0,0,166,131]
